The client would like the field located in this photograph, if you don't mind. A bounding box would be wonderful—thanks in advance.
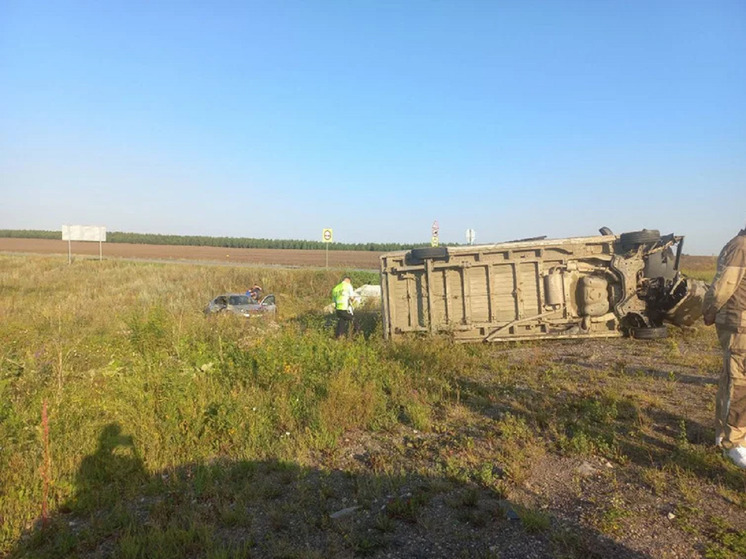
[0,237,716,274]
[0,239,382,270]
[2,251,744,559]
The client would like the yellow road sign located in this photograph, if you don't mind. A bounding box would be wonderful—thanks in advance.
[322,228,333,243]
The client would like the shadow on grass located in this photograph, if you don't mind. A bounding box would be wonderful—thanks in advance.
[9,423,652,559]
[72,424,149,513]
[555,355,717,387]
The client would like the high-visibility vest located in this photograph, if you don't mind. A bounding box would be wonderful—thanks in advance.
[332,282,352,311]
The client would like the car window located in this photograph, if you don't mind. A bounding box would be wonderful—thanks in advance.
[229,295,250,305]
[262,295,275,306]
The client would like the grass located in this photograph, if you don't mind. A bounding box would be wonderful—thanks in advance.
[0,255,455,554]
[1,253,742,558]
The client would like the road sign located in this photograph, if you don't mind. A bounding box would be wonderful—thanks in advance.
[431,236,439,247]
[62,225,107,264]
[322,228,333,268]
[62,225,106,242]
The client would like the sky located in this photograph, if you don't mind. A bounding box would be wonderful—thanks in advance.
[1,1,744,254]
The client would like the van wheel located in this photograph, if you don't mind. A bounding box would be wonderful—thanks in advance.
[620,229,661,249]
[409,247,448,260]
[631,326,668,340]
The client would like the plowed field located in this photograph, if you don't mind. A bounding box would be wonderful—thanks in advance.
[0,238,714,272]
[0,238,382,269]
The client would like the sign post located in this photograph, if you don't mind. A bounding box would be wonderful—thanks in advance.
[431,220,439,247]
[322,228,333,268]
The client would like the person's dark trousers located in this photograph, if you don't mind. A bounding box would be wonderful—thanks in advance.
[335,309,353,338]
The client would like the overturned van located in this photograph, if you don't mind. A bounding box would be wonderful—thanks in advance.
[380,228,707,343]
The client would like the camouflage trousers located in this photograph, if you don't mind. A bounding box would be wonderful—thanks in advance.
[716,328,746,449]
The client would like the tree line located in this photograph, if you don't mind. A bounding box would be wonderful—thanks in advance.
[0,229,431,252]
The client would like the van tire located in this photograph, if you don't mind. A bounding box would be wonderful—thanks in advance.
[620,229,661,248]
[409,247,448,260]
[631,326,668,340]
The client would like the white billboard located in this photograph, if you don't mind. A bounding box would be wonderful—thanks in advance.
[62,225,106,242]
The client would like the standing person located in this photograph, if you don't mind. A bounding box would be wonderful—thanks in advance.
[703,224,746,469]
[332,276,356,338]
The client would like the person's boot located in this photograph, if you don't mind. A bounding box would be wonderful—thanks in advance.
[725,447,746,469]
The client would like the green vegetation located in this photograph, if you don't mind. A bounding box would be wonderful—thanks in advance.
[680,268,716,282]
[0,229,61,240]
[1,253,740,558]
[0,229,433,252]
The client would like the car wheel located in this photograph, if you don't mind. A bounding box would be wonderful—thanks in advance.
[619,229,661,249]
[409,247,448,260]
[631,326,668,340]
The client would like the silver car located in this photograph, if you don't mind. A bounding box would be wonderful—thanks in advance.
[204,293,277,318]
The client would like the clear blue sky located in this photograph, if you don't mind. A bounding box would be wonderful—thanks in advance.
[1,0,744,254]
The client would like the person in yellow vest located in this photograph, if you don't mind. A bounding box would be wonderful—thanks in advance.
[332,276,356,338]
[703,224,746,469]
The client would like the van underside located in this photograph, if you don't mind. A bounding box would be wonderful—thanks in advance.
[380,228,706,342]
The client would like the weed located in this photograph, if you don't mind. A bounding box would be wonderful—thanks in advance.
[351,530,388,556]
[384,492,428,524]
[458,507,491,528]
[473,462,500,488]
[716,486,746,509]
[460,487,480,508]
[705,516,746,559]
[640,467,667,496]
[374,512,395,533]
[673,503,700,535]
[551,527,598,558]
[518,507,551,534]
[268,506,292,532]
[491,413,544,484]
[598,501,630,536]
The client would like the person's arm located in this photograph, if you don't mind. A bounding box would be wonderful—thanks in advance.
[703,243,746,325]
[345,283,356,303]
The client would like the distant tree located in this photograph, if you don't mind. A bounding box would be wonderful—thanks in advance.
[0,230,435,251]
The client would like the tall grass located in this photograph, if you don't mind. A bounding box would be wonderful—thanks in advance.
[0,255,460,552]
